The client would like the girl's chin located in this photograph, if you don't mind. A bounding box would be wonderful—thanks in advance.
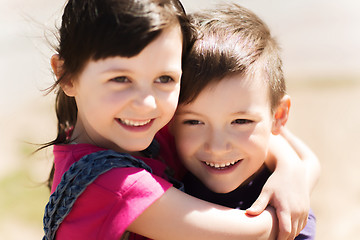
[116,140,153,153]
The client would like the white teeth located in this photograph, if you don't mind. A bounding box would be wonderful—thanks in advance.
[204,159,241,169]
[120,119,151,126]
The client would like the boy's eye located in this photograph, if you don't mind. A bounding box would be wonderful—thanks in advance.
[109,76,130,83]
[183,120,203,125]
[232,119,253,125]
[155,75,174,84]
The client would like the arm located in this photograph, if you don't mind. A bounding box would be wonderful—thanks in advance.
[280,127,321,194]
[128,187,278,240]
[247,127,321,240]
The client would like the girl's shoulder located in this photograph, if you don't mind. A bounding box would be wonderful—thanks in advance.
[46,147,173,240]
[52,143,106,193]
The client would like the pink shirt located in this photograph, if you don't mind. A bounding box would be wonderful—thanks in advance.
[52,143,172,240]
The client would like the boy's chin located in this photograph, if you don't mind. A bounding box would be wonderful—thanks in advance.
[206,183,239,194]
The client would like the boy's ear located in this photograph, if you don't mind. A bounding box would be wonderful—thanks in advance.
[51,54,76,97]
[272,95,291,135]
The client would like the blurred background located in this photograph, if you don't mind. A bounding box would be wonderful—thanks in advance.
[1,0,359,239]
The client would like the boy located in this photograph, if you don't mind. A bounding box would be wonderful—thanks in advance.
[170,3,316,239]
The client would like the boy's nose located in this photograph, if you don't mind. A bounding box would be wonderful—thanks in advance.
[204,130,231,155]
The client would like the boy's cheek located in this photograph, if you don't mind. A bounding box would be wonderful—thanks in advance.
[177,134,199,157]
[177,135,193,153]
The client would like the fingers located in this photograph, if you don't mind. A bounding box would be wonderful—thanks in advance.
[290,211,308,239]
[276,210,294,240]
[276,208,308,240]
[246,190,271,216]
[297,211,309,236]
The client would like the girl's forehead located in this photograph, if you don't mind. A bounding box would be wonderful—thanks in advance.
[80,25,183,77]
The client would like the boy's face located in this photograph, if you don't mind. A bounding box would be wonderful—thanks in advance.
[59,25,183,153]
[171,73,275,193]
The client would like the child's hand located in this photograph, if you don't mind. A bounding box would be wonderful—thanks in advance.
[246,127,320,240]
[246,162,309,240]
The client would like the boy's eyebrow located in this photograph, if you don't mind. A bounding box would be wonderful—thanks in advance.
[232,111,256,115]
[176,110,203,116]
[177,110,261,116]
[232,111,263,117]
[231,111,264,121]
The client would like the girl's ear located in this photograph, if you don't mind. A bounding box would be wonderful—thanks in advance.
[51,54,63,80]
[51,54,76,97]
[272,95,291,135]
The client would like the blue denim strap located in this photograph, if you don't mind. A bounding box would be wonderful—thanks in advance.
[42,150,152,240]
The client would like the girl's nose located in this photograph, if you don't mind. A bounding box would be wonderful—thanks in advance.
[132,89,157,112]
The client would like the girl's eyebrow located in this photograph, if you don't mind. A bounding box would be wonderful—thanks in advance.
[100,66,182,76]
[100,66,130,74]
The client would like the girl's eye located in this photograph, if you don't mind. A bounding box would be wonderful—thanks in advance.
[183,120,203,125]
[232,119,254,125]
[155,75,174,84]
[109,76,130,83]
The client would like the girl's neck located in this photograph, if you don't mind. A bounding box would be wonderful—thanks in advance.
[70,121,144,157]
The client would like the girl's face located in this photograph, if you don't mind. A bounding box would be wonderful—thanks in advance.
[171,73,275,193]
[62,25,183,153]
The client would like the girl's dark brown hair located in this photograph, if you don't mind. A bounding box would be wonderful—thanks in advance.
[41,0,195,189]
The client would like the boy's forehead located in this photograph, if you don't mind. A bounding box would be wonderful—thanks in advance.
[181,73,269,106]
[212,71,268,90]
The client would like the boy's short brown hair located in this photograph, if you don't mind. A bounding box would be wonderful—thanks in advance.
[180,3,286,113]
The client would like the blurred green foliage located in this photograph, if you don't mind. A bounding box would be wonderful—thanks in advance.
[0,169,49,225]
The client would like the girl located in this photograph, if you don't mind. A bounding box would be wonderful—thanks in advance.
[42,0,317,239]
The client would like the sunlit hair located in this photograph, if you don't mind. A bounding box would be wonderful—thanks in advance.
[45,0,194,147]
[41,0,196,188]
[180,3,286,113]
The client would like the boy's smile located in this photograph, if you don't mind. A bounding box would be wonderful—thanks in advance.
[203,158,242,170]
[171,72,276,193]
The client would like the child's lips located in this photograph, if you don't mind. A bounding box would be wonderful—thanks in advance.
[116,118,154,131]
[202,159,242,170]
[117,118,152,127]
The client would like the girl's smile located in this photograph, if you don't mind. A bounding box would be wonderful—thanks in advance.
[116,118,155,132]
[60,25,183,153]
